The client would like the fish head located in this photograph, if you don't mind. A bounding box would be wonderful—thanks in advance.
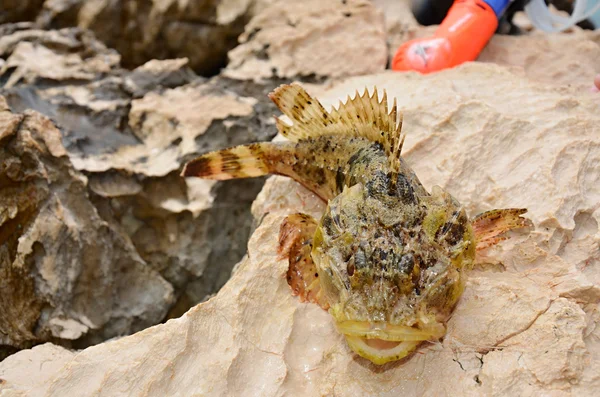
[311,183,475,365]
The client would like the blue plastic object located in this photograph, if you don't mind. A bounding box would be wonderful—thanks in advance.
[483,0,512,17]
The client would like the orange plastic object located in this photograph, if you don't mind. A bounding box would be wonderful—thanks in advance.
[392,0,498,74]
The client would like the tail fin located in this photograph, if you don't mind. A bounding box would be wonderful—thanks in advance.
[181,143,272,180]
[182,136,361,201]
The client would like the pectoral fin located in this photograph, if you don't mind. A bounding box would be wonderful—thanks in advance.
[472,208,531,251]
[279,213,329,310]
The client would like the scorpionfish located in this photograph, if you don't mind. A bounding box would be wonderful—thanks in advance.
[182,84,529,365]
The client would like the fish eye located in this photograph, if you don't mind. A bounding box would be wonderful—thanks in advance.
[354,248,367,269]
[347,261,355,276]
[395,253,415,274]
[347,248,367,276]
[393,173,415,203]
[322,214,338,237]
[437,221,465,246]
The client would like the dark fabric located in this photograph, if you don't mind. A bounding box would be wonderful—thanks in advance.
[409,0,595,34]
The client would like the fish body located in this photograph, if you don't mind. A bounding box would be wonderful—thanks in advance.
[183,84,528,365]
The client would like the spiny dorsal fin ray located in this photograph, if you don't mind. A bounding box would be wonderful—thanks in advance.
[269,84,340,141]
[269,83,405,174]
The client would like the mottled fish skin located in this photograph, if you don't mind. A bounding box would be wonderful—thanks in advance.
[182,83,528,365]
[312,165,474,331]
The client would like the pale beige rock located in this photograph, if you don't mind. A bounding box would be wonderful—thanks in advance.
[2,63,599,396]
[0,27,120,89]
[225,0,387,81]
[0,41,119,88]
[70,84,255,177]
[479,32,600,92]
[0,344,75,396]
[216,0,278,25]
[478,298,587,395]
[372,0,430,53]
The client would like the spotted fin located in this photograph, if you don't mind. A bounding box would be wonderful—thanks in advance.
[181,143,273,180]
[472,208,531,251]
[181,139,341,200]
[183,133,381,201]
[279,213,329,310]
[269,84,405,174]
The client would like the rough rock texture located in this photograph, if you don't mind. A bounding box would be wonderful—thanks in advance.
[224,0,388,81]
[0,25,282,348]
[0,97,173,356]
[2,63,599,395]
[0,344,74,390]
[27,0,248,75]
[479,31,600,92]
[0,0,284,75]
[373,0,422,51]
[0,25,121,88]
[1,0,270,75]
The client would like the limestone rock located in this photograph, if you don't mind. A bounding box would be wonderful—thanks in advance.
[0,26,281,348]
[123,58,197,98]
[479,31,600,92]
[224,0,388,81]
[2,63,598,395]
[29,0,257,75]
[69,80,255,176]
[372,0,424,52]
[0,343,75,394]
[0,24,120,89]
[2,0,277,75]
[0,98,174,355]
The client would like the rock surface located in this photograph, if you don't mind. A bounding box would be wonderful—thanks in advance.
[0,97,173,355]
[0,25,281,349]
[0,0,288,75]
[479,31,600,92]
[0,25,120,88]
[2,63,599,396]
[5,0,263,75]
[224,0,387,81]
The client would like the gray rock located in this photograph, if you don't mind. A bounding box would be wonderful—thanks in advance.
[30,0,253,75]
[0,25,281,353]
[0,97,174,358]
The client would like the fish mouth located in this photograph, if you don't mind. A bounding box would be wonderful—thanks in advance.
[336,321,445,365]
[344,336,420,365]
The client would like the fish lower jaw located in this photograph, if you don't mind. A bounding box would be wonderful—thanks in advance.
[344,335,420,365]
[336,320,446,365]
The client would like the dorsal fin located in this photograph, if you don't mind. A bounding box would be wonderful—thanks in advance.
[268,83,405,174]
